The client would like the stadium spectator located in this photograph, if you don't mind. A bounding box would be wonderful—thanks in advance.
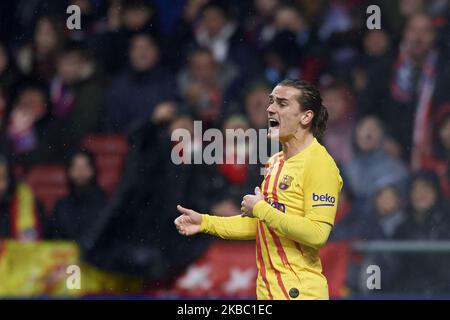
[261,30,303,85]
[190,0,256,75]
[399,0,426,19]
[211,115,249,217]
[244,0,280,49]
[165,0,209,70]
[382,0,426,36]
[351,29,393,93]
[0,42,22,107]
[16,16,66,82]
[422,103,450,199]
[0,43,20,133]
[48,45,104,158]
[5,83,55,166]
[316,0,355,44]
[47,149,106,247]
[120,0,160,38]
[393,171,450,293]
[177,47,238,124]
[316,0,361,78]
[359,14,450,166]
[357,183,407,293]
[211,114,264,216]
[207,81,278,217]
[363,184,406,240]
[328,182,406,250]
[260,6,323,85]
[7,45,102,166]
[93,0,161,75]
[103,33,176,132]
[209,80,280,217]
[321,81,355,165]
[430,0,450,53]
[345,115,409,206]
[396,171,449,239]
[246,2,312,51]
[273,4,313,49]
[0,155,45,240]
[332,163,409,241]
[217,115,250,186]
[243,80,272,128]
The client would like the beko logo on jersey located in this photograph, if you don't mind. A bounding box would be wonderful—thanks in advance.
[312,193,335,207]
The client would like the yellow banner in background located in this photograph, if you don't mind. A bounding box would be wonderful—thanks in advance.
[0,240,143,297]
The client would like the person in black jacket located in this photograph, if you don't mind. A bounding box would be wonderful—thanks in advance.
[102,33,176,133]
[84,112,220,283]
[48,149,106,246]
[392,171,450,294]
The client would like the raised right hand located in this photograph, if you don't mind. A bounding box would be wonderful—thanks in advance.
[174,205,202,236]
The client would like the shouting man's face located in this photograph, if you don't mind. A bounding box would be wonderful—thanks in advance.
[267,85,312,142]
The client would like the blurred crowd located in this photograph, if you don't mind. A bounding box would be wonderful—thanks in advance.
[0,0,450,295]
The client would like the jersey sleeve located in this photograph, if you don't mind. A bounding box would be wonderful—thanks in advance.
[302,153,343,226]
[200,214,257,240]
[253,200,332,249]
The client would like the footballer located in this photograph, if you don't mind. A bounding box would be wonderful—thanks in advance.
[175,79,343,300]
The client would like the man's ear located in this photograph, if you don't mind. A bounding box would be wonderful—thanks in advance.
[300,110,314,126]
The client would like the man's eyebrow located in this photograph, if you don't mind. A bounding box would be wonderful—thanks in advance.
[276,97,289,103]
[268,94,288,102]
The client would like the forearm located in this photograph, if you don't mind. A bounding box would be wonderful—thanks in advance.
[200,214,257,240]
[253,201,332,249]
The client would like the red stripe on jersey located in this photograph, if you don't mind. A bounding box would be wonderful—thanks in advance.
[271,159,284,203]
[268,157,302,283]
[259,221,290,300]
[263,162,272,199]
[256,224,273,299]
[263,154,282,199]
[268,227,301,283]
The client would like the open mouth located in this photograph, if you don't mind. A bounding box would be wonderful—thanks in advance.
[268,118,280,129]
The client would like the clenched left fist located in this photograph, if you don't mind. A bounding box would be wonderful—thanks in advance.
[241,187,264,218]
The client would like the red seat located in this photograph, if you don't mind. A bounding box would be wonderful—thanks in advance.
[83,134,128,156]
[96,154,123,169]
[26,165,68,215]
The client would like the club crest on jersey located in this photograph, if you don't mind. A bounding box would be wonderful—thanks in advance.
[278,175,294,190]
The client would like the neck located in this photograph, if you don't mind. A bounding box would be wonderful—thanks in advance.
[281,131,314,160]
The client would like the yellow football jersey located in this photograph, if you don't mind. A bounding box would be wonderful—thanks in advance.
[201,138,343,300]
